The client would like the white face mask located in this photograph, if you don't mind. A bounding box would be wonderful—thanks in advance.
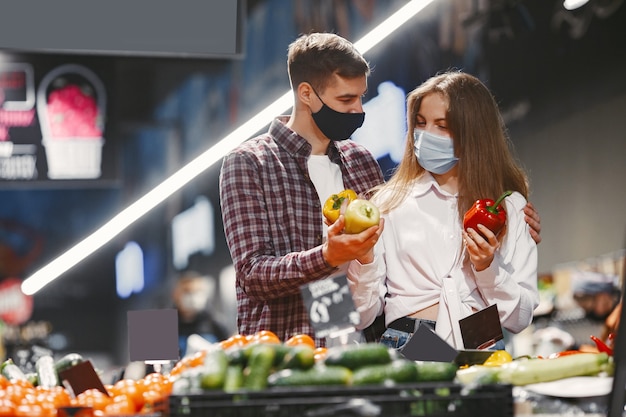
[181,292,207,313]
[413,128,459,174]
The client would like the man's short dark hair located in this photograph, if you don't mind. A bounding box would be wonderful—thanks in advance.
[287,32,370,93]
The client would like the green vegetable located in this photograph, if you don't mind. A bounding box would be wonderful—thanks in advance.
[267,365,353,387]
[1,358,28,382]
[324,343,392,369]
[171,367,204,395]
[225,346,248,366]
[414,361,458,382]
[455,365,500,386]
[223,364,245,392]
[352,359,418,385]
[498,352,610,386]
[26,372,39,386]
[343,199,381,234]
[243,344,276,391]
[199,348,229,390]
[54,353,84,375]
[272,344,294,366]
[36,355,59,388]
[280,345,315,370]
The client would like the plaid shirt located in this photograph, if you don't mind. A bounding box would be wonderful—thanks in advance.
[219,117,384,345]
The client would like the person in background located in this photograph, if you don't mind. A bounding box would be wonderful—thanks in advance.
[220,33,543,347]
[172,270,229,355]
[602,300,621,347]
[572,271,621,322]
[347,70,539,350]
[572,271,622,352]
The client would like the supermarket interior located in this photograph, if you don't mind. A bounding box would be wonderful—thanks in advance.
[0,0,625,415]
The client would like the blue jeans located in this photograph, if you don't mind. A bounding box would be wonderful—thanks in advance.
[380,327,413,349]
[379,326,506,351]
[380,319,436,349]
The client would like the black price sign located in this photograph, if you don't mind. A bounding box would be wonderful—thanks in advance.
[300,275,360,338]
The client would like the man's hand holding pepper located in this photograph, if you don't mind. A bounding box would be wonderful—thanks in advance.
[322,210,384,268]
[524,202,542,244]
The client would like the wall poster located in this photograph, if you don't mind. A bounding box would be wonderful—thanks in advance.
[0,54,118,186]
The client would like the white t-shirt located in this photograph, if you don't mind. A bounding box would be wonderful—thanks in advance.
[307,154,344,238]
[308,154,365,346]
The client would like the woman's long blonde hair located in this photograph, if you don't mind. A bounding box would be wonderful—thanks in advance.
[373,70,529,221]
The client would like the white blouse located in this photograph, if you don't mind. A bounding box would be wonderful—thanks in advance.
[347,173,539,349]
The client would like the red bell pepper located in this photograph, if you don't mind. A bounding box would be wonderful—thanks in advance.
[590,335,613,355]
[463,190,512,239]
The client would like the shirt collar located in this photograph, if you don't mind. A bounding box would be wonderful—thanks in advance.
[270,116,343,163]
[270,116,312,157]
[409,172,457,199]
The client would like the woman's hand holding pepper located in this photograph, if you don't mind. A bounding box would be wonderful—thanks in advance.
[463,223,503,271]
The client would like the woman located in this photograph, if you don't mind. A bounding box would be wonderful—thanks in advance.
[348,71,539,350]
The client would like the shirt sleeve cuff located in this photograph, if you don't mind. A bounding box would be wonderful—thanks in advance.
[472,256,503,287]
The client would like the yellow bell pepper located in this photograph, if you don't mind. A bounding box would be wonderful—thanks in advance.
[322,189,357,223]
[482,350,513,367]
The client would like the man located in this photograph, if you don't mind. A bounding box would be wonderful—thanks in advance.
[220,33,384,346]
[219,32,542,347]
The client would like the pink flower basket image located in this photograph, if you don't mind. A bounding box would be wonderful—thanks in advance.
[37,64,106,179]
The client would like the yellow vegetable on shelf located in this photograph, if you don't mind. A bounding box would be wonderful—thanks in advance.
[482,350,513,367]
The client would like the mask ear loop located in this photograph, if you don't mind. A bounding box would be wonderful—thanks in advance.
[301,82,323,115]
[309,85,327,106]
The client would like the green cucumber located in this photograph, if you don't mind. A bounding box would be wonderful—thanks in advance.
[223,363,245,392]
[225,346,248,366]
[267,364,353,387]
[243,344,276,391]
[272,344,293,366]
[414,361,458,382]
[26,372,39,386]
[1,358,28,382]
[199,348,229,390]
[455,365,500,386]
[352,359,419,385]
[54,353,84,375]
[280,345,315,370]
[498,352,610,386]
[324,343,392,369]
[171,367,204,394]
[36,355,59,388]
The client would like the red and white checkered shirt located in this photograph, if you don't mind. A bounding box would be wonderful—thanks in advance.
[219,116,384,346]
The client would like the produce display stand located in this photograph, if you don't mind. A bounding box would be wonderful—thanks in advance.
[166,382,513,417]
[607,240,626,417]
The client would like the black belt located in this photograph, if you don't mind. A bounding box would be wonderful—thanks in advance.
[388,317,436,333]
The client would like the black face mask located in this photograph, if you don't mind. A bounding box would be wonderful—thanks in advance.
[311,89,365,141]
